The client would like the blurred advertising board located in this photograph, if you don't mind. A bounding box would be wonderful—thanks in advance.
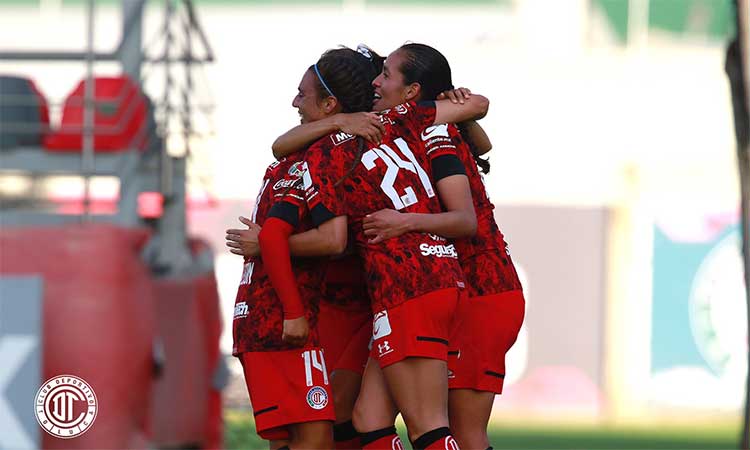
[650,217,746,411]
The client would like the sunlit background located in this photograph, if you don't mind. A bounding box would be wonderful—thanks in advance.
[0,0,746,448]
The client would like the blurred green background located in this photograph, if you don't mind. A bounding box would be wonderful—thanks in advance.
[224,411,741,450]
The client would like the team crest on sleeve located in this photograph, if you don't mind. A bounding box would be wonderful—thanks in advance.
[306,386,329,410]
[303,162,314,190]
[288,161,306,178]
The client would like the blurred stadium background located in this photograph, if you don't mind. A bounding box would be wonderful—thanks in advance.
[0,0,747,449]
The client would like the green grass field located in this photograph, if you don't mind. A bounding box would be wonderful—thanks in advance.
[224,410,742,449]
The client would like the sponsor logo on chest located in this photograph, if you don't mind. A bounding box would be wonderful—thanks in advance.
[331,131,355,146]
[273,178,300,190]
[233,302,248,319]
[419,242,458,258]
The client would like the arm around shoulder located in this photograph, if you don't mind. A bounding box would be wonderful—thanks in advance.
[433,94,489,126]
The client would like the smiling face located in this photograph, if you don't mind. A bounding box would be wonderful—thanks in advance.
[371,49,420,111]
[292,69,331,124]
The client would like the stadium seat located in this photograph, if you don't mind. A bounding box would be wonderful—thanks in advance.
[44,75,150,152]
[0,75,50,149]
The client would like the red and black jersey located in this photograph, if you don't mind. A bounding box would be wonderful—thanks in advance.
[421,123,522,296]
[321,255,370,312]
[232,154,325,355]
[268,101,466,313]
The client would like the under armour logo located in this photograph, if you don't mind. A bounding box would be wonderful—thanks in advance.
[392,436,404,450]
[378,340,392,356]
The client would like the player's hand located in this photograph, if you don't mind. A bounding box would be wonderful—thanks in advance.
[363,209,412,244]
[225,216,262,256]
[335,112,384,144]
[282,316,309,347]
[437,87,472,104]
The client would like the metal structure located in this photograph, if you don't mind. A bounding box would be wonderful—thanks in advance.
[0,0,215,276]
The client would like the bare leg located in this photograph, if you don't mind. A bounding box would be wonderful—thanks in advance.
[287,421,333,450]
[352,358,399,432]
[331,369,363,423]
[381,357,449,442]
[448,388,495,449]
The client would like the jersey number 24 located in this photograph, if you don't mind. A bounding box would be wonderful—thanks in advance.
[362,137,435,210]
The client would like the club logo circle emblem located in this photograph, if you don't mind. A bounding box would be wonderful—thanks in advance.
[35,375,98,439]
[306,386,328,410]
[689,231,747,383]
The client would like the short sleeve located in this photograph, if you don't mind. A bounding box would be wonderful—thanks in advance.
[421,123,458,160]
[389,101,437,134]
[267,159,309,227]
[299,143,348,226]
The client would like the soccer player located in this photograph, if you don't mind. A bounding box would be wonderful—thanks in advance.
[229,47,383,450]
[358,44,526,450]
[228,46,385,450]
[259,78,489,450]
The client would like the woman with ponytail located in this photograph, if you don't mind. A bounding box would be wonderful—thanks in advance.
[360,43,525,450]
[229,46,386,450]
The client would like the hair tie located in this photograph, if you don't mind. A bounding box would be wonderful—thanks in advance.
[313,63,335,97]
[356,44,372,60]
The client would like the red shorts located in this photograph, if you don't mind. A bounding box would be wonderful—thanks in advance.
[318,302,371,376]
[448,289,525,393]
[239,348,335,441]
[370,288,462,368]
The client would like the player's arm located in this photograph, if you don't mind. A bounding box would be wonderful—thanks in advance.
[432,94,489,125]
[288,216,347,256]
[363,174,476,244]
[437,88,492,154]
[363,119,477,241]
[258,199,344,346]
[226,216,347,257]
[458,120,492,155]
[257,216,308,346]
[272,112,384,159]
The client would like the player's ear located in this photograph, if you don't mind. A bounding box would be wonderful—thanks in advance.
[322,96,340,115]
[404,82,421,102]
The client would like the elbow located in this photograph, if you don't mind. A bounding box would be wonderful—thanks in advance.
[271,140,283,160]
[465,216,478,237]
[457,213,477,238]
[474,96,489,120]
[477,142,492,156]
[329,234,347,255]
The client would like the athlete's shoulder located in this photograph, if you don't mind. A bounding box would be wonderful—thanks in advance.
[380,101,437,132]
[266,153,303,177]
[307,129,360,154]
[421,123,451,141]
[380,101,418,119]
